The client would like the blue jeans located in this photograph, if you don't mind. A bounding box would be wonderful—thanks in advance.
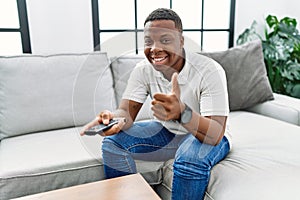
[102,120,230,200]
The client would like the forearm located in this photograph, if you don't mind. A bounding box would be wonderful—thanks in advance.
[113,108,134,130]
[182,111,226,146]
[114,99,143,130]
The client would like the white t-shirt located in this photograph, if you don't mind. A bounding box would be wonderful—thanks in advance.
[122,50,231,147]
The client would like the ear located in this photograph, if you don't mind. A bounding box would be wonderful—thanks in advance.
[180,35,184,48]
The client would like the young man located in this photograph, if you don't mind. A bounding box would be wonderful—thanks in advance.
[81,8,230,200]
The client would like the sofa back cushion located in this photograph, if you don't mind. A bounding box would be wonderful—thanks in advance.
[110,55,144,105]
[200,40,274,111]
[110,55,154,121]
[0,52,116,139]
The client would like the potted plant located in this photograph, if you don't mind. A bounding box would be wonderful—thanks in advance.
[237,15,300,98]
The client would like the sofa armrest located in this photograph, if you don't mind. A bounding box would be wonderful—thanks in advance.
[246,93,300,126]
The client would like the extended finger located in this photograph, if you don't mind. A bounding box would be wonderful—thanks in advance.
[80,118,99,136]
[171,73,180,98]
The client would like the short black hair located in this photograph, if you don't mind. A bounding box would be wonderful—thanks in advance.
[144,8,183,33]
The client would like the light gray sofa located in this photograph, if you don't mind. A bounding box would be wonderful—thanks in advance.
[1,41,300,200]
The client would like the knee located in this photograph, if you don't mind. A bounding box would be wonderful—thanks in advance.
[101,135,122,154]
[173,150,211,177]
[101,137,112,154]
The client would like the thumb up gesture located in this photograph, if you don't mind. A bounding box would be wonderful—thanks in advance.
[151,73,185,121]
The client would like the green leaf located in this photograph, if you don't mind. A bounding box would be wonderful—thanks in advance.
[237,14,300,99]
[236,21,260,45]
[273,67,284,93]
[290,84,300,98]
[277,23,297,39]
[266,15,279,29]
[264,35,290,61]
[282,61,300,81]
[284,82,300,98]
[280,17,297,28]
[292,42,300,61]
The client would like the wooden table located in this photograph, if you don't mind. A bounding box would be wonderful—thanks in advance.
[14,173,161,200]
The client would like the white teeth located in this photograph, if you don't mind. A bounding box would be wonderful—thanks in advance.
[154,57,165,62]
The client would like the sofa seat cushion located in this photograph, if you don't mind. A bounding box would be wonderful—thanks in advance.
[0,127,164,200]
[247,93,300,126]
[159,111,300,200]
[0,127,104,199]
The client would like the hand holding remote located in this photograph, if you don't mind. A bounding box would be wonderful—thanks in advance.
[80,110,126,136]
[81,118,126,137]
[84,119,122,136]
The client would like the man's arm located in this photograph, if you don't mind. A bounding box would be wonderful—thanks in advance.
[181,110,227,146]
[152,97,227,145]
[113,99,143,130]
[151,73,227,146]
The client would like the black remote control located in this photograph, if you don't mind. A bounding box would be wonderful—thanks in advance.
[84,119,119,136]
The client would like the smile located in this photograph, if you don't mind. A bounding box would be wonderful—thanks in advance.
[152,56,168,64]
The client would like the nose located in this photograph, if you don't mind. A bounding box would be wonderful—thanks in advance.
[149,42,163,54]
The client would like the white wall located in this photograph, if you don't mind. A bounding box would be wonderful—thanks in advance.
[27,0,93,54]
[26,0,300,54]
[235,0,300,44]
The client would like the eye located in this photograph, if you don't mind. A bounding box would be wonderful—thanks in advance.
[161,38,171,44]
[144,38,153,46]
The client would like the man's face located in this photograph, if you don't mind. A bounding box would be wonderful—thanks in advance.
[144,20,184,74]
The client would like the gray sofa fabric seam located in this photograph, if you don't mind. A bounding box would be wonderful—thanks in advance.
[270,101,300,125]
[0,163,103,180]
